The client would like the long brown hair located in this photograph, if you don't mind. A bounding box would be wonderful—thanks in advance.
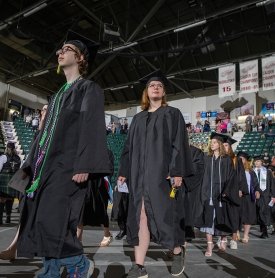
[208,139,226,157]
[225,143,237,168]
[140,86,168,111]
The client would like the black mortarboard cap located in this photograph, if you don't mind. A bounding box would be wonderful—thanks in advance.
[223,135,237,145]
[237,151,250,160]
[253,155,264,161]
[65,30,100,65]
[210,132,227,143]
[139,70,169,87]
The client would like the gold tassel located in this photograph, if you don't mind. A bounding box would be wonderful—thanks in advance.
[56,64,61,74]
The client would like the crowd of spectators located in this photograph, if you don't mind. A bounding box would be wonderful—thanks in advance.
[106,118,128,135]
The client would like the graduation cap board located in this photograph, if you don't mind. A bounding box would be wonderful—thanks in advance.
[64,30,100,65]
[210,132,227,143]
[139,70,169,87]
[253,155,264,161]
[237,151,250,160]
[223,135,237,145]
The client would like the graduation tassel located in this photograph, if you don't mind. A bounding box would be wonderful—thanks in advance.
[209,198,213,206]
[56,64,61,74]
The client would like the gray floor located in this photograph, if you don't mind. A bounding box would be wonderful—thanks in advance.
[1,210,275,278]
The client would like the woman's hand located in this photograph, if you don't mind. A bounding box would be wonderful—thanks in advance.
[72,173,89,183]
[117,176,126,184]
[255,191,260,200]
[172,176,183,188]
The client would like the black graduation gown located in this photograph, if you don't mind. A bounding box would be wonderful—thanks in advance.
[255,168,274,226]
[183,146,204,235]
[119,106,193,250]
[17,79,112,259]
[231,156,248,231]
[240,170,259,225]
[196,155,239,233]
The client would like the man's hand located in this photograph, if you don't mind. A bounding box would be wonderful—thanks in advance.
[239,190,243,198]
[255,191,260,200]
[72,173,89,183]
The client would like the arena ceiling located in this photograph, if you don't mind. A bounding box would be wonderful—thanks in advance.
[0,0,275,108]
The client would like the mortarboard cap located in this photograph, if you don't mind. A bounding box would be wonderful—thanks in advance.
[65,30,100,65]
[237,151,250,160]
[253,155,264,161]
[139,70,169,87]
[223,135,237,145]
[210,132,227,143]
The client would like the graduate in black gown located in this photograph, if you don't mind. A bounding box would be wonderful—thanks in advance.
[197,132,239,257]
[222,136,247,250]
[17,31,112,278]
[237,152,260,243]
[253,156,275,238]
[184,123,205,241]
[118,70,193,278]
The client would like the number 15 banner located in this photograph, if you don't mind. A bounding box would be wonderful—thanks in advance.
[218,64,236,97]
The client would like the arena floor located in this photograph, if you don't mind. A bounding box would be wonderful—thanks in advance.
[0,209,275,278]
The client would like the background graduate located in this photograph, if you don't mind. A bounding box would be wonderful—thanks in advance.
[197,132,239,257]
[237,151,260,243]
[17,30,112,278]
[118,70,193,278]
[253,156,275,238]
[222,135,247,250]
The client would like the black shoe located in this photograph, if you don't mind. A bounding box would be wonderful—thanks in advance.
[6,216,10,224]
[171,246,186,276]
[115,230,126,240]
[260,233,269,239]
[127,265,148,278]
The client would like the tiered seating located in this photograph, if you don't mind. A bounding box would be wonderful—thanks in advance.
[13,117,35,156]
[107,133,127,187]
[235,131,274,157]
[189,132,211,152]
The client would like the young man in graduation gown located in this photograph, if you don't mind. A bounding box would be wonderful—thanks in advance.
[17,31,112,278]
[253,156,275,238]
[183,123,205,240]
[118,70,193,278]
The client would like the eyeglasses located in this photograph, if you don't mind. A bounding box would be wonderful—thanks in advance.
[56,46,78,56]
[148,83,164,88]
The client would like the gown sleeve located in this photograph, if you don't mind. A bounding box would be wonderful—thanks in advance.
[168,109,193,178]
[73,82,112,176]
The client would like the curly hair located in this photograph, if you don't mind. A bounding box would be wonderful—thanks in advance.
[74,49,88,76]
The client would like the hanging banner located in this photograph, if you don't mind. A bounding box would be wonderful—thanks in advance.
[262,56,275,91]
[239,59,259,94]
[218,64,236,97]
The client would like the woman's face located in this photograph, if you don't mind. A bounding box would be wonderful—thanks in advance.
[147,81,165,102]
[210,139,220,151]
[254,160,263,168]
[223,142,230,153]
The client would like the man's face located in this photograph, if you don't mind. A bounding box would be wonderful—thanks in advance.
[254,160,263,168]
[57,44,83,68]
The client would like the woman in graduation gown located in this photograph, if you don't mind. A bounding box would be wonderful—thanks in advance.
[17,31,112,277]
[197,133,239,257]
[118,70,193,278]
[223,136,247,250]
[237,152,260,243]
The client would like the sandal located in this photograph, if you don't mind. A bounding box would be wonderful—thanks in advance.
[241,237,249,244]
[205,242,214,257]
[99,235,113,247]
[219,240,227,252]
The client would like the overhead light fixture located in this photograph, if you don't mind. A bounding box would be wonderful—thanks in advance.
[167,75,175,79]
[110,85,129,91]
[32,69,49,77]
[0,23,8,31]
[112,42,138,52]
[23,3,47,17]
[173,20,207,33]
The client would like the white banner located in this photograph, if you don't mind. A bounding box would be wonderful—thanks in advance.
[262,56,275,91]
[239,60,259,94]
[218,64,236,97]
